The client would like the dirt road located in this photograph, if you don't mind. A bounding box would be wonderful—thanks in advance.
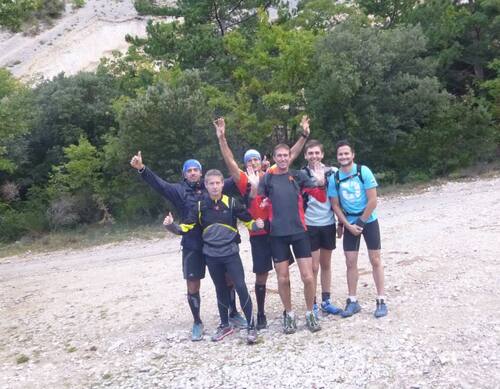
[1,177,499,388]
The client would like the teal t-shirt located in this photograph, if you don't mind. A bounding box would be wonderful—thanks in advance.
[327,164,378,224]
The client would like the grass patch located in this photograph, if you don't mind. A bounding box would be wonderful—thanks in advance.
[378,161,500,197]
[0,223,166,259]
[16,354,29,364]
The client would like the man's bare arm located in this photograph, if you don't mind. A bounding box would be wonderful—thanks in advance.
[290,115,310,163]
[214,117,241,183]
[360,188,377,222]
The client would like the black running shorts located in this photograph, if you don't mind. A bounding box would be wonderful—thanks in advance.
[343,219,381,252]
[307,224,336,251]
[182,248,206,280]
[271,232,312,263]
[249,234,274,274]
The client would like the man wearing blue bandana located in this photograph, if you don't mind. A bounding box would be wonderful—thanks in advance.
[130,151,246,341]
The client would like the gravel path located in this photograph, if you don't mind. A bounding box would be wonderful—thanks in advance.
[1,177,499,388]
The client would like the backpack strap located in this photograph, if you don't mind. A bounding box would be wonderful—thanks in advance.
[335,164,365,217]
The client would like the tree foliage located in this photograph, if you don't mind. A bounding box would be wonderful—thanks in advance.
[0,0,498,241]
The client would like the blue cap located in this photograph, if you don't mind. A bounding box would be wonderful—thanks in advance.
[182,159,202,173]
[244,149,261,165]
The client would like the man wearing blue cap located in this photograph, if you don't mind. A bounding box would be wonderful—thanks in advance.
[130,151,246,341]
[214,117,310,330]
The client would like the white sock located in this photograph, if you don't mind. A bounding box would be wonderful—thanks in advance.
[348,296,357,302]
[377,296,385,302]
[305,310,312,316]
[287,310,295,318]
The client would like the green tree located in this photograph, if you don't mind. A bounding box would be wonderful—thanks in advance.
[21,72,119,188]
[306,23,494,177]
[46,136,104,226]
[216,13,318,157]
[404,0,500,95]
[0,69,33,174]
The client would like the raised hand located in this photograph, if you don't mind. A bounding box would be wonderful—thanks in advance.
[310,161,325,186]
[130,151,144,170]
[261,155,270,172]
[213,117,226,138]
[163,212,174,226]
[246,166,260,190]
[300,115,310,137]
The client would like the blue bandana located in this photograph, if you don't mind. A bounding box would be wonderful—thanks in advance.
[182,159,202,173]
[244,149,261,165]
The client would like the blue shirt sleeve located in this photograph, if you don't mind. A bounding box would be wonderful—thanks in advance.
[361,166,378,190]
[327,175,338,198]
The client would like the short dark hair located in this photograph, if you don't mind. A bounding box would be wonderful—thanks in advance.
[273,143,290,156]
[204,169,224,182]
[304,139,324,153]
[336,140,354,153]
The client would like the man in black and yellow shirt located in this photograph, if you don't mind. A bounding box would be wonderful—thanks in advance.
[164,169,264,344]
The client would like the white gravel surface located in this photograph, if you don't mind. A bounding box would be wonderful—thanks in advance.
[1,177,499,388]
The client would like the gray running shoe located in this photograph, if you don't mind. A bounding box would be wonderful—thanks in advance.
[283,311,297,335]
[305,312,321,333]
[211,325,234,342]
[247,323,258,345]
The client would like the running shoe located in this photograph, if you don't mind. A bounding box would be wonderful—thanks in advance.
[211,325,234,342]
[191,322,204,341]
[321,299,342,315]
[229,312,248,329]
[256,313,267,330]
[374,299,388,318]
[340,298,361,318]
[247,321,258,345]
[305,312,321,333]
[313,303,320,320]
[283,311,297,335]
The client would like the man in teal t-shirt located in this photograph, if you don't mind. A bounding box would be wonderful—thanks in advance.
[327,140,388,318]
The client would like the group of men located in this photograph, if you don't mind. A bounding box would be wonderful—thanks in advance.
[129,116,388,344]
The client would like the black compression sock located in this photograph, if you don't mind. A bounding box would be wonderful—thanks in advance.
[322,292,331,302]
[187,292,202,324]
[255,284,266,316]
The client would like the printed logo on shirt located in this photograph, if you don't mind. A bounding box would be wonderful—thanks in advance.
[340,180,362,202]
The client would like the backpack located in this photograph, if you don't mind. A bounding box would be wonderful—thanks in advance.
[334,165,365,217]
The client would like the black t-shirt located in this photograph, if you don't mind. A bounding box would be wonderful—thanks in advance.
[258,170,314,236]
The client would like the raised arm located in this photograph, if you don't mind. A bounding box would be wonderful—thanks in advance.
[130,150,182,205]
[290,115,311,163]
[214,117,242,184]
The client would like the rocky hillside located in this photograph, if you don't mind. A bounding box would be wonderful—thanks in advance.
[0,0,172,81]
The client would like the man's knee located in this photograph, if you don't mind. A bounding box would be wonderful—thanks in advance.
[186,279,201,294]
[301,273,314,286]
[255,272,268,285]
[369,251,382,268]
[344,252,358,270]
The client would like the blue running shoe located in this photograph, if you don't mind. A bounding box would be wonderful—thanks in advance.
[321,299,342,315]
[374,299,388,318]
[340,298,361,318]
[229,312,248,329]
[191,322,204,341]
[313,303,320,320]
